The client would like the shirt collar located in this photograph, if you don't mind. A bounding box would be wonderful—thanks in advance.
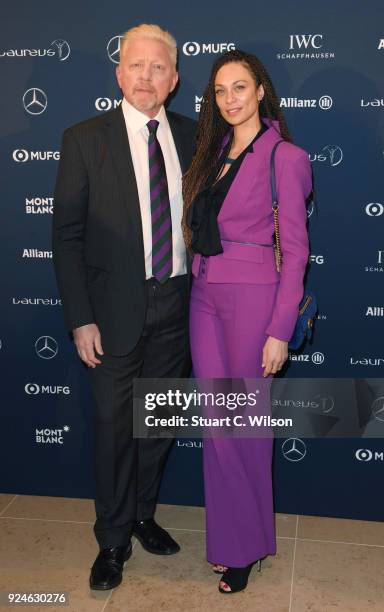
[121,98,167,135]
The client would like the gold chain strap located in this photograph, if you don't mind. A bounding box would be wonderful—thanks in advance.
[273,204,282,273]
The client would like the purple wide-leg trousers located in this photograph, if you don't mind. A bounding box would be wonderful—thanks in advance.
[190,264,278,567]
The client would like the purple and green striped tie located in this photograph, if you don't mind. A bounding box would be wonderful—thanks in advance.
[147,119,173,283]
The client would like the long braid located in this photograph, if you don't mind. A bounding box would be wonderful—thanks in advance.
[182,50,291,250]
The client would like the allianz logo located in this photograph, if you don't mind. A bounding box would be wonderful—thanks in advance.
[13,298,61,306]
[360,98,384,107]
[355,449,384,462]
[289,352,325,364]
[25,383,70,395]
[95,97,122,112]
[280,95,332,110]
[22,249,52,259]
[350,356,384,366]
[366,306,384,317]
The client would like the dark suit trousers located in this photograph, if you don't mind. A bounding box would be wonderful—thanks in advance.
[89,275,190,548]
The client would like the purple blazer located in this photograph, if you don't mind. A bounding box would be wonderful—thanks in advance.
[191,119,312,342]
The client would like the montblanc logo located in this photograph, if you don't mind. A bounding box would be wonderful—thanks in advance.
[361,98,384,108]
[183,42,235,56]
[95,97,122,112]
[364,250,384,273]
[365,202,383,217]
[277,34,335,60]
[366,306,384,317]
[195,95,203,113]
[12,298,61,306]
[25,383,70,395]
[22,249,52,259]
[0,39,70,61]
[13,149,60,163]
[289,351,325,365]
[355,448,384,462]
[280,95,333,110]
[35,426,70,445]
[23,88,48,115]
[309,145,343,167]
[25,197,54,214]
[349,356,384,367]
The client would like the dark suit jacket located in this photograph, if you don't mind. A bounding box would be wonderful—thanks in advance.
[52,105,196,355]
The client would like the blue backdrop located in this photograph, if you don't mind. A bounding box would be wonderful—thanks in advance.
[1,0,383,520]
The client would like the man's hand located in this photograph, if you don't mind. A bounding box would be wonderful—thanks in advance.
[73,323,103,368]
[262,336,288,378]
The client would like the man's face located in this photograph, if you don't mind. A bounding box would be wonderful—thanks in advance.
[116,38,178,117]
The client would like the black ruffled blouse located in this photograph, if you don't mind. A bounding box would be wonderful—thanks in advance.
[187,124,268,256]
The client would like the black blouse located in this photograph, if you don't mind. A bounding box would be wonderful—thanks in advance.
[187,124,268,256]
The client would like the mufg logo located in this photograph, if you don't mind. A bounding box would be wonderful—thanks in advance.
[183,42,235,56]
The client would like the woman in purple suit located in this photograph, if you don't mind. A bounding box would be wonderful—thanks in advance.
[182,50,312,594]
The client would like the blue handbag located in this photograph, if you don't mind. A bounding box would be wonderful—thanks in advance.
[270,140,317,350]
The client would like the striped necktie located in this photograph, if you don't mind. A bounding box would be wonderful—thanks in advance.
[147,119,173,283]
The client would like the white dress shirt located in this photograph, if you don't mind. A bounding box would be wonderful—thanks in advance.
[121,98,187,279]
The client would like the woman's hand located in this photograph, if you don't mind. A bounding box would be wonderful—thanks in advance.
[262,336,288,377]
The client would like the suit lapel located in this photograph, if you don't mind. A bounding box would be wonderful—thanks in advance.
[167,111,189,173]
[104,107,145,276]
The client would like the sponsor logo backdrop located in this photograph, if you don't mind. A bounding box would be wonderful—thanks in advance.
[1,0,383,520]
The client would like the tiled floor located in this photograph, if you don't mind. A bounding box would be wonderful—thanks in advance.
[1,494,384,611]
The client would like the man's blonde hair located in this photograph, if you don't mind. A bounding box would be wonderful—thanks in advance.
[120,24,177,69]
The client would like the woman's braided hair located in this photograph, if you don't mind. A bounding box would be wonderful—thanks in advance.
[182,49,291,249]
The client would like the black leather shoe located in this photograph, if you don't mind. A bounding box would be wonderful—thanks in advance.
[89,544,132,590]
[132,518,180,555]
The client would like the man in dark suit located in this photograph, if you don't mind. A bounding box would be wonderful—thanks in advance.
[52,24,195,590]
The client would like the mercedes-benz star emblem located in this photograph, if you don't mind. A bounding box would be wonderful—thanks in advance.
[107,35,122,64]
[282,438,307,462]
[35,336,58,359]
[23,88,48,115]
[372,396,384,422]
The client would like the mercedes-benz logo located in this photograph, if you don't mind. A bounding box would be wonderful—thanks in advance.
[282,437,307,462]
[107,35,122,64]
[50,39,71,61]
[35,336,58,359]
[371,396,384,422]
[23,88,48,115]
[323,145,343,167]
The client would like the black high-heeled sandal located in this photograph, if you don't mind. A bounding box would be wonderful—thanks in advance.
[218,559,261,594]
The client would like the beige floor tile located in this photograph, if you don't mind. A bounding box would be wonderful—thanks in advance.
[155,504,205,532]
[106,529,294,612]
[0,494,18,515]
[0,517,107,612]
[291,539,384,611]
[298,514,384,547]
[276,513,298,539]
[2,494,94,524]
